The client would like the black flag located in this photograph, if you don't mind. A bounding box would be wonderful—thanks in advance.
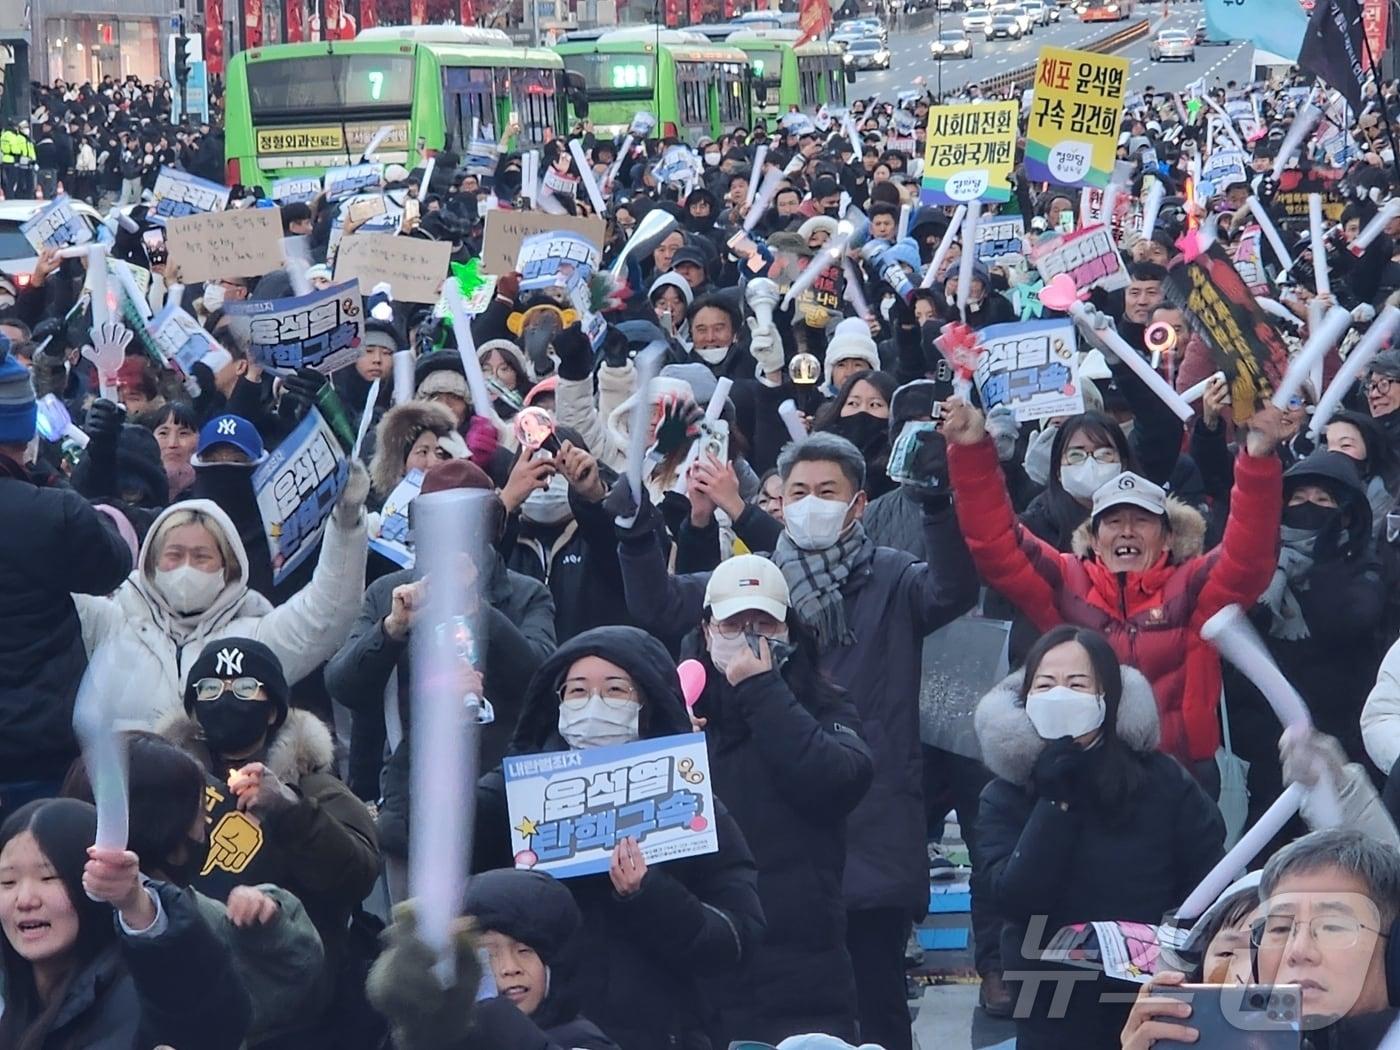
[1298,0,1369,112]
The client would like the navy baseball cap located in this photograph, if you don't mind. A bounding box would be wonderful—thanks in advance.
[195,414,266,465]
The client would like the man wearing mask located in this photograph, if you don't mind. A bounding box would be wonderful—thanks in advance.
[615,431,979,1050]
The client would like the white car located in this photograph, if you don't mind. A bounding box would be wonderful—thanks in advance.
[963,6,992,30]
[1022,0,1052,24]
[1149,28,1196,60]
[929,27,974,56]
[994,3,1035,33]
[0,199,103,286]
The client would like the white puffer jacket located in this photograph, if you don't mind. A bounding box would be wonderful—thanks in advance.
[75,499,367,727]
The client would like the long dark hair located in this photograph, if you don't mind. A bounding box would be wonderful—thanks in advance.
[1019,625,1147,818]
[0,799,117,1050]
[813,369,898,432]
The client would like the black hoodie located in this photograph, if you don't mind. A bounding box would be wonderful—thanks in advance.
[474,626,766,1050]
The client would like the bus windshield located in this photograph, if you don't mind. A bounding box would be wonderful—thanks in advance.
[246,53,416,119]
[561,52,654,99]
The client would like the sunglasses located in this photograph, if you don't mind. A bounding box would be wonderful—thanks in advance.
[193,677,266,702]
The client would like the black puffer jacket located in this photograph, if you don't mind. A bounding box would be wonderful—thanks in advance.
[473,626,766,1050]
[975,667,1224,1050]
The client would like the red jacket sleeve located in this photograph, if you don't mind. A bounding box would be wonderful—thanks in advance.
[948,436,1064,633]
[1190,449,1283,628]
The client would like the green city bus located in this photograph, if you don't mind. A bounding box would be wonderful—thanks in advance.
[223,26,581,192]
[725,29,850,124]
[555,28,754,144]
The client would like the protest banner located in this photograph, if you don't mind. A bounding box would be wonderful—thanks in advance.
[226,279,364,374]
[148,302,223,375]
[481,209,608,277]
[974,216,1025,265]
[1025,46,1128,189]
[920,101,1017,206]
[369,468,422,568]
[20,195,93,251]
[1078,186,1143,239]
[165,207,285,282]
[149,167,232,225]
[1233,226,1270,296]
[1274,168,1347,221]
[504,733,719,879]
[1030,223,1129,293]
[324,163,384,201]
[334,233,452,304]
[1165,241,1291,420]
[516,228,606,346]
[972,318,1084,422]
[252,408,350,584]
[1043,921,1190,983]
[271,176,323,204]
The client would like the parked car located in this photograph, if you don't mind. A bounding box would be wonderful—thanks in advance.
[985,13,1024,37]
[930,27,974,56]
[1149,28,1195,60]
[843,36,892,68]
[0,200,103,286]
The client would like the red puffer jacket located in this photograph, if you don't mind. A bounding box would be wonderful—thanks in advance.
[948,437,1281,763]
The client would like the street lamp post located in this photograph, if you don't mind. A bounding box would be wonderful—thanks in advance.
[174,8,190,125]
[936,4,943,98]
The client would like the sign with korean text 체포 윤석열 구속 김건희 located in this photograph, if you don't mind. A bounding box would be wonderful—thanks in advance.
[920,101,1018,206]
[164,207,285,283]
[226,280,365,376]
[504,733,719,879]
[252,408,349,584]
[1025,46,1128,189]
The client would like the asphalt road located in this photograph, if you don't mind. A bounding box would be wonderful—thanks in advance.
[848,0,1255,100]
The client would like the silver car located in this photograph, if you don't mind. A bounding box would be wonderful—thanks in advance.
[930,28,974,57]
[1149,28,1195,61]
[963,6,992,30]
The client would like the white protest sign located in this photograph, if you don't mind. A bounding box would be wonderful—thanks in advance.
[1030,223,1130,293]
[271,175,324,204]
[369,468,422,568]
[252,408,349,584]
[226,279,364,375]
[165,208,285,282]
[20,194,93,251]
[973,318,1084,422]
[504,733,719,878]
[325,163,384,201]
[149,167,232,225]
[148,302,223,375]
[974,216,1025,265]
[335,232,452,304]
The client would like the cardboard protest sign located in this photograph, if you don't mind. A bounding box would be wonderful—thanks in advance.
[149,167,232,225]
[481,210,608,277]
[148,303,222,374]
[505,733,719,878]
[1274,168,1347,222]
[1233,226,1270,296]
[324,163,384,201]
[974,216,1025,265]
[1025,47,1128,189]
[271,176,323,204]
[226,279,364,374]
[252,408,349,584]
[369,468,422,568]
[1165,241,1291,420]
[20,195,93,251]
[1077,187,1141,239]
[1031,223,1129,293]
[920,101,1017,206]
[165,208,285,282]
[334,233,452,304]
[973,318,1084,422]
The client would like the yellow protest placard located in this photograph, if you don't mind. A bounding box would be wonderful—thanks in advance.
[1025,46,1128,189]
[920,101,1018,206]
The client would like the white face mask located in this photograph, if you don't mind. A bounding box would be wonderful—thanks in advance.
[783,494,854,551]
[558,694,640,750]
[154,564,225,614]
[708,627,792,673]
[1060,457,1123,500]
[1024,686,1106,741]
[704,151,721,167]
[521,474,572,526]
[202,283,226,311]
[692,343,730,365]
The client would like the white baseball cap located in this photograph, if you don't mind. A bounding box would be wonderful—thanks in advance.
[704,555,790,623]
[1090,471,1167,519]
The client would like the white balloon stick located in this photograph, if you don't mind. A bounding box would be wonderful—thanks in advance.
[897,203,912,241]
[625,343,666,507]
[442,279,500,426]
[921,205,966,289]
[1068,302,1194,422]
[392,350,416,406]
[1308,194,1330,296]
[779,238,848,310]
[86,245,110,328]
[568,139,608,218]
[281,236,313,297]
[745,145,769,207]
[706,377,732,423]
[360,124,393,163]
[1256,296,1307,328]
[417,156,436,200]
[1140,180,1165,239]
[956,200,982,321]
[1177,784,1304,920]
[1202,605,1312,729]
[1181,370,1227,404]
[1271,103,1321,183]
[778,398,807,442]
[1353,199,1400,253]
[1309,305,1400,440]
[842,259,872,321]
[603,135,633,193]
[352,378,380,461]
[742,165,785,234]
[1248,197,1294,271]
[73,640,136,854]
[1272,304,1350,410]
[110,259,150,320]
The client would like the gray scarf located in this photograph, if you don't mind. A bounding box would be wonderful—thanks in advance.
[1261,525,1319,641]
[772,523,876,648]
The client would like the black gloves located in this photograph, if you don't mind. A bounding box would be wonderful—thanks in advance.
[1030,738,1091,807]
[600,325,631,370]
[552,321,595,382]
[277,367,326,428]
[84,397,123,448]
[604,474,654,541]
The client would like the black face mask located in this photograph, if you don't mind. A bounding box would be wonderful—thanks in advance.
[162,835,209,887]
[1282,501,1341,533]
[831,411,889,457]
[196,695,271,755]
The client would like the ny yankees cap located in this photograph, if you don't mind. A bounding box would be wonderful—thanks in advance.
[195,414,266,465]
[183,636,289,725]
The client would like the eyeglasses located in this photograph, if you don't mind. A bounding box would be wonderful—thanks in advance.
[193,677,266,702]
[1368,376,1396,396]
[1062,447,1121,467]
[1251,914,1389,953]
[558,682,638,706]
[709,618,787,639]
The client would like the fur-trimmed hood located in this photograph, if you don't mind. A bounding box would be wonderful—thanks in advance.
[369,400,459,499]
[974,666,1161,787]
[156,708,336,786]
[1069,496,1207,563]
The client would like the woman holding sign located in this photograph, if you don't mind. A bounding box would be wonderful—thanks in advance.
[473,625,765,1050]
